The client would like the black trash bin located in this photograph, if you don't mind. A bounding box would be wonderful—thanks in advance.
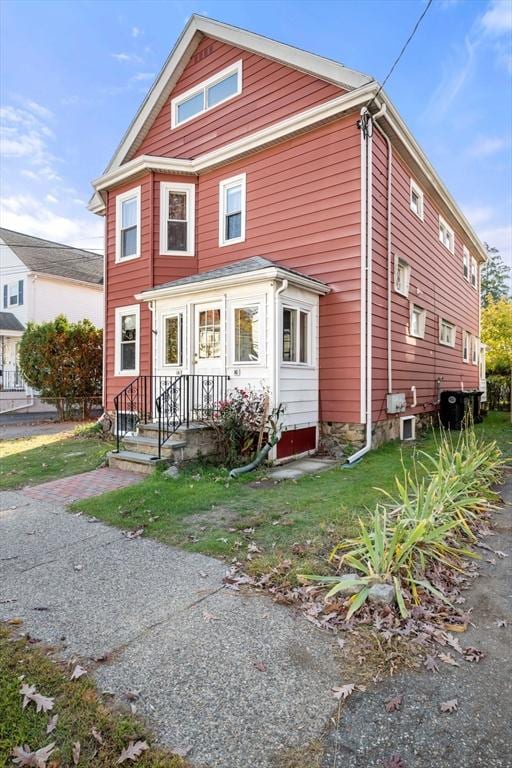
[439,390,483,429]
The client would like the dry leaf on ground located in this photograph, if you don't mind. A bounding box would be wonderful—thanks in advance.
[11,742,55,767]
[381,755,405,768]
[46,715,58,735]
[91,728,104,745]
[70,665,87,680]
[202,610,220,623]
[464,647,485,663]
[424,655,439,673]
[72,741,81,765]
[332,683,355,700]
[385,695,403,712]
[440,699,458,713]
[253,661,267,673]
[20,684,54,713]
[438,652,460,667]
[117,740,149,763]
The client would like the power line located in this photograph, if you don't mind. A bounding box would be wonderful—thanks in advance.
[367,0,433,112]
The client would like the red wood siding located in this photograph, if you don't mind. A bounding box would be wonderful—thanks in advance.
[371,129,480,424]
[277,426,317,459]
[195,116,362,424]
[136,36,344,161]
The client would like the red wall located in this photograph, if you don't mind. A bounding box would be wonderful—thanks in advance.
[137,36,344,160]
[371,129,480,424]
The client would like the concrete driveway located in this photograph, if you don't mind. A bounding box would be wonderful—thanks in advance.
[0,488,340,768]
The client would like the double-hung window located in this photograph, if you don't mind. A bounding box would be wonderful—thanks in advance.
[171,61,242,128]
[282,307,309,364]
[439,216,454,253]
[3,280,23,308]
[234,305,260,363]
[410,180,424,220]
[471,335,479,365]
[409,304,426,339]
[116,187,141,262]
[163,313,183,366]
[470,256,478,289]
[439,318,456,347]
[219,174,246,246]
[395,257,411,297]
[463,247,470,281]
[463,330,470,362]
[115,305,139,375]
[160,182,195,256]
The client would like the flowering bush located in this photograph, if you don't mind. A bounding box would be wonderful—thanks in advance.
[206,387,269,467]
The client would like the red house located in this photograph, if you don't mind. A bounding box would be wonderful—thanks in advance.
[90,16,485,469]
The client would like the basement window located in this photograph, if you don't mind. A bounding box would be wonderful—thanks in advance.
[171,61,242,128]
[400,415,416,441]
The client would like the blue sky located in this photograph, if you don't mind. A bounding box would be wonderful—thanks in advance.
[1,0,511,273]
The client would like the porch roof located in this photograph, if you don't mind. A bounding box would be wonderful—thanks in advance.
[137,256,330,300]
[0,312,25,333]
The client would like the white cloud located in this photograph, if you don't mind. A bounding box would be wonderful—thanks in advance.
[132,72,155,81]
[111,52,143,64]
[0,104,59,182]
[481,0,512,34]
[0,193,104,251]
[469,135,508,156]
[45,193,58,204]
[131,26,143,37]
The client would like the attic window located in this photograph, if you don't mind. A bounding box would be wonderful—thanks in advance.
[171,61,242,128]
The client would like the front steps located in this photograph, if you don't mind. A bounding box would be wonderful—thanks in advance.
[107,421,216,473]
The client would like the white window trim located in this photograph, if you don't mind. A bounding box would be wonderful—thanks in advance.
[471,335,479,366]
[463,330,471,363]
[161,311,184,368]
[281,305,312,366]
[462,246,470,282]
[159,182,195,257]
[470,256,478,290]
[394,255,411,297]
[232,302,263,365]
[439,215,454,254]
[115,304,140,376]
[409,303,426,339]
[400,415,416,441]
[439,317,456,347]
[171,60,243,129]
[410,179,424,221]
[8,282,19,306]
[219,173,246,247]
[115,186,141,263]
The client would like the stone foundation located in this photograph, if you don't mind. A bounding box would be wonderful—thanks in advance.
[320,411,435,457]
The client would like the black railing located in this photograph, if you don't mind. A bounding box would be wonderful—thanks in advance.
[114,374,229,456]
[0,370,25,391]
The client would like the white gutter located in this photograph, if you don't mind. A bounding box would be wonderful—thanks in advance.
[373,110,393,393]
[348,102,386,464]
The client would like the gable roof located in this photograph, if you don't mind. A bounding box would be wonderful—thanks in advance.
[0,228,103,285]
[0,311,25,332]
[137,256,330,299]
[105,15,373,174]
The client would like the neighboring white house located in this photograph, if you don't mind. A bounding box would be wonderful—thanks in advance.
[0,227,103,414]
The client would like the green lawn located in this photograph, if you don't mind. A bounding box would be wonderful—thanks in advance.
[72,412,511,581]
[0,427,112,490]
[0,628,188,767]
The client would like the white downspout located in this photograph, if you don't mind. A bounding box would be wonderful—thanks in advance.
[348,102,386,464]
[274,279,288,418]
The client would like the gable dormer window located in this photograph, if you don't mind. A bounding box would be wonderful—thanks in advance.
[171,61,242,128]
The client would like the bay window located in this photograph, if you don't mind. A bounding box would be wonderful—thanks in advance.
[116,187,141,262]
[160,182,195,256]
[282,307,309,364]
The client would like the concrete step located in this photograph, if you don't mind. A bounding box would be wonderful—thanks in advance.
[139,421,210,437]
[123,434,186,458]
[108,450,169,475]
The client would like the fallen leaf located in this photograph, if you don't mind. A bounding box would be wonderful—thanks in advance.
[464,647,485,663]
[424,655,439,673]
[72,741,81,765]
[12,742,55,767]
[495,619,507,628]
[46,715,58,734]
[70,665,87,680]
[125,690,140,702]
[20,683,54,713]
[123,528,144,539]
[91,728,104,745]
[332,683,355,700]
[117,740,149,764]
[203,610,220,623]
[438,652,460,667]
[495,550,508,559]
[253,661,267,672]
[7,617,24,625]
[385,694,403,712]
[381,755,405,768]
[440,698,458,713]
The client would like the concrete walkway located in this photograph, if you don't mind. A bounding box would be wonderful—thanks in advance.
[323,474,512,768]
[0,489,340,768]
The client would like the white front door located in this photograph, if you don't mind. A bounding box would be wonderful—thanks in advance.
[193,302,224,375]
